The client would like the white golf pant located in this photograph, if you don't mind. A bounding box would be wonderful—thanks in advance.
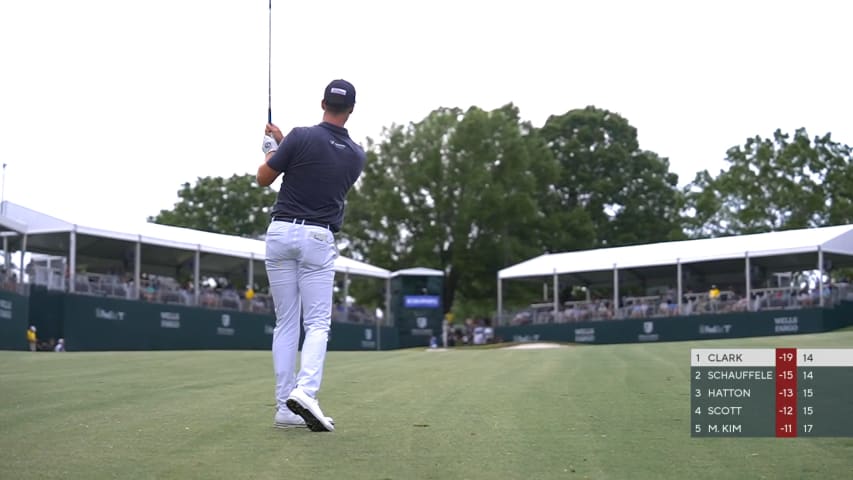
[265,220,337,411]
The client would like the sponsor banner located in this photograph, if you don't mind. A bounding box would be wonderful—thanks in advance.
[699,323,733,335]
[160,311,180,329]
[574,327,595,343]
[410,316,433,336]
[95,307,125,321]
[361,327,376,349]
[217,314,235,336]
[0,290,29,350]
[404,295,440,309]
[638,321,660,342]
[0,299,12,320]
[774,315,798,333]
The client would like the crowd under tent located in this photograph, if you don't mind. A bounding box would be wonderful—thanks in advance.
[497,224,853,323]
[0,201,390,312]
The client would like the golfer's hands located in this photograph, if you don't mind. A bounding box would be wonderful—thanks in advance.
[261,135,278,155]
[266,123,284,144]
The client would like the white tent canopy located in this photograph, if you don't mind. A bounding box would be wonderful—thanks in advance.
[0,201,390,280]
[496,224,853,324]
[499,225,853,280]
[392,267,444,277]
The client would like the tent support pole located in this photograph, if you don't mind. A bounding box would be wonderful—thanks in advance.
[676,259,682,315]
[612,264,619,319]
[552,269,559,320]
[194,247,201,306]
[497,276,503,326]
[68,227,76,292]
[818,246,824,307]
[134,236,141,300]
[343,268,350,323]
[745,252,751,312]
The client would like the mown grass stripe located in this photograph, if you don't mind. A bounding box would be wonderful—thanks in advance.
[1,331,852,479]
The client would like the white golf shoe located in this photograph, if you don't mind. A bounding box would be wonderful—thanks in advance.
[274,408,334,430]
[285,388,335,432]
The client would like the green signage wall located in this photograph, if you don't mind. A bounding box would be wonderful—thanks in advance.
[390,274,444,348]
[496,304,853,345]
[26,286,64,342]
[329,322,399,351]
[0,289,30,350]
[19,290,399,352]
[59,295,271,351]
[11,290,850,351]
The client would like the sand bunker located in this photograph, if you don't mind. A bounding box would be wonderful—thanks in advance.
[502,342,568,350]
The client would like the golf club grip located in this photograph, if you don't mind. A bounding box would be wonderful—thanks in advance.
[268,107,272,124]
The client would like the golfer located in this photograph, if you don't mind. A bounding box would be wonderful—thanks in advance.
[257,79,365,432]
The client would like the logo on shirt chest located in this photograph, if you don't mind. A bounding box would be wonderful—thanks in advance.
[329,139,347,150]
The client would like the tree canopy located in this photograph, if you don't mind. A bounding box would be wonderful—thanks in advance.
[148,108,852,316]
[540,106,684,249]
[343,104,558,315]
[684,128,853,237]
[148,174,276,238]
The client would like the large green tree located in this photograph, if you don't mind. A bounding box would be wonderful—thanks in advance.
[149,174,276,237]
[342,104,559,314]
[539,106,685,249]
[684,128,853,237]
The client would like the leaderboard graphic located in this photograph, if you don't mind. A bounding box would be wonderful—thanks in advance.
[691,348,853,437]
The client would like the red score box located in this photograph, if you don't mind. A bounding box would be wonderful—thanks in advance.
[775,348,797,438]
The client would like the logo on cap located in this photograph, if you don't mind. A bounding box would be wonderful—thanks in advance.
[324,79,356,106]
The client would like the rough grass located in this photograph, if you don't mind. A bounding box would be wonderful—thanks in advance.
[1,331,852,479]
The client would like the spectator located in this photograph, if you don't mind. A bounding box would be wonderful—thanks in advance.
[26,326,37,352]
[798,288,812,306]
[483,319,495,344]
[40,338,56,352]
[709,285,721,312]
[709,285,720,299]
[667,298,679,316]
[472,321,485,345]
[818,284,831,304]
[658,298,670,316]
[464,318,475,340]
[596,301,611,320]
[512,311,532,325]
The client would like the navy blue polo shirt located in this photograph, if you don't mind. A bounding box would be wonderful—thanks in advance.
[266,122,365,232]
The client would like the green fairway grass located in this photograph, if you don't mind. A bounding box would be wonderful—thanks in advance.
[2,331,853,480]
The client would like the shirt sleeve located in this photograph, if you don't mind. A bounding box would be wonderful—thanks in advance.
[266,128,302,173]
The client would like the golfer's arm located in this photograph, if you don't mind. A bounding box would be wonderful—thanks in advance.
[257,153,281,187]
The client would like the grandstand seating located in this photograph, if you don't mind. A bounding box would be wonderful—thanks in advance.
[508,284,852,326]
[22,265,379,324]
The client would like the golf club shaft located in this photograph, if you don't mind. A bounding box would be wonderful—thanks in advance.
[268,0,272,124]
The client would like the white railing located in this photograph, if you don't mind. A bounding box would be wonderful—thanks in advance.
[501,284,852,326]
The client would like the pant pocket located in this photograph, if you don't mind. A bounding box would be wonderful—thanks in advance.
[301,229,336,267]
[266,223,301,264]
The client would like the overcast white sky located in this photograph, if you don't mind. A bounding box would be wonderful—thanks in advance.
[1,0,851,232]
